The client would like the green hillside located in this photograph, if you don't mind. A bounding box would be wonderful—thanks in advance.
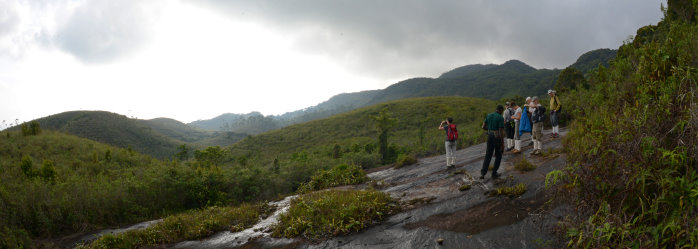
[191,59,566,135]
[551,1,698,247]
[0,96,499,248]
[568,48,617,74]
[228,96,497,165]
[438,63,498,79]
[0,129,266,247]
[367,60,558,105]
[23,111,244,158]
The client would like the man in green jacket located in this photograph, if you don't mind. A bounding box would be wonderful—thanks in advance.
[548,90,562,138]
[480,105,505,179]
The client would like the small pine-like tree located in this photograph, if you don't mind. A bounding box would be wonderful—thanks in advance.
[332,144,342,159]
[371,107,397,164]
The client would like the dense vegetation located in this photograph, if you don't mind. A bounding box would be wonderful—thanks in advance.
[227,97,496,168]
[0,96,497,248]
[83,203,270,249]
[0,130,278,248]
[549,1,698,247]
[567,48,618,74]
[271,189,397,240]
[21,111,246,158]
[298,164,368,193]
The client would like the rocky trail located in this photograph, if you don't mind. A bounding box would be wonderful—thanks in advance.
[71,130,569,249]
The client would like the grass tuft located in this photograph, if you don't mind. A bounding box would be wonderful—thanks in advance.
[298,164,367,193]
[489,183,527,198]
[459,184,472,191]
[394,154,417,169]
[85,203,270,249]
[514,156,536,172]
[271,189,397,239]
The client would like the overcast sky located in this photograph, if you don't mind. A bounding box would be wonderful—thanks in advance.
[0,0,665,126]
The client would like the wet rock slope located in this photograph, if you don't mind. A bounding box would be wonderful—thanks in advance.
[243,130,569,249]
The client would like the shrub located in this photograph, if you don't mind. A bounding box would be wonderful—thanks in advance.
[394,154,417,169]
[0,227,32,249]
[39,160,57,182]
[19,155,35,178]
[271,190,397,239]
[298,164,367,193]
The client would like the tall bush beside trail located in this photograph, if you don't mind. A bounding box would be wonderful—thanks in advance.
[553,4,698,248]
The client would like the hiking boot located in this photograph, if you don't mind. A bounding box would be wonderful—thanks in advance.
[512,149,520,153]
[528,141,533,146]
[492,172,501,179]
[447,164,455,169]
[479,175,485,180]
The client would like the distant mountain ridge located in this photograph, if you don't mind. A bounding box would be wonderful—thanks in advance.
[20,49,617,158]
[190,59,557,133]
[27,111,246,158]
[192,48,617,134]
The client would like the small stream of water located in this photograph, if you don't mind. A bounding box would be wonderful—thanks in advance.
[171,195,297,249]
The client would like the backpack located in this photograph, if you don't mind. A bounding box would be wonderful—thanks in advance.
[504,107,514,123]
[447,124,459,141]
[533,106,546,123]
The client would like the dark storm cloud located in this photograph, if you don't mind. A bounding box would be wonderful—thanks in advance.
[54,0,162,63]
[192,0,664,77]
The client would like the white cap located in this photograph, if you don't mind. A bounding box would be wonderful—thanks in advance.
[547,89,553,94]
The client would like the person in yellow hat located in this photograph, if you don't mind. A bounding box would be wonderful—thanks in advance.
[548,89,562,138]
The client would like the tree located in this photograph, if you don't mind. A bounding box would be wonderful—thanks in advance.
[20,121,41,136]
[175,144,190,160]
[555,67,587,92]
[40,160,57,182]
[104,149,112,162]
[194,146,228,167]
[332,144,342,159]
[371,107,397,164]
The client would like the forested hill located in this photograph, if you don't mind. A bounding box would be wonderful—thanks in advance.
[366,60,554,105]
[568,48,617,74]
[192,49,615,134]
[24,111,245,158]
[189,60,554,134]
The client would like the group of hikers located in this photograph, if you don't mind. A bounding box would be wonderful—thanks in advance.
[439,89,562,179]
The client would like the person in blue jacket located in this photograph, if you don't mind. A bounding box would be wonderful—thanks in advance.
[519,97,533,142]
